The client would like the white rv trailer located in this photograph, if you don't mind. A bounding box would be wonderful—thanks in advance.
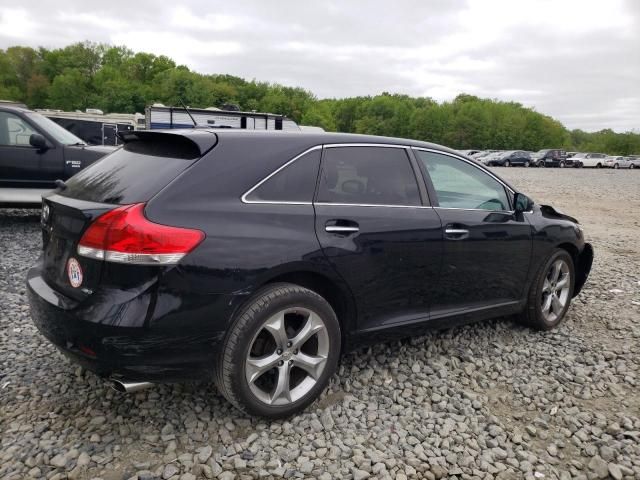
[145,104,300,131]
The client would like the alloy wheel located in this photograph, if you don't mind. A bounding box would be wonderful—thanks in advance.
[540,259,571,323]
[245,307,329,405]
[524,161,530,167]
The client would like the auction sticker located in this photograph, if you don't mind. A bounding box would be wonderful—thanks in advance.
[67,258,83,288]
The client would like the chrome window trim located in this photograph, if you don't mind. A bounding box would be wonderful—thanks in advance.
[434,206,515,214]
[323,143,408,149]
[315,202,433,209]
[241,145,322,204]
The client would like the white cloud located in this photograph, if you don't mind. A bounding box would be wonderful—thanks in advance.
[0,8,37,39]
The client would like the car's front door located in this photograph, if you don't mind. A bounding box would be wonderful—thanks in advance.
[314,145,443,332]
[0,111,64,188]
[414,149,532,318]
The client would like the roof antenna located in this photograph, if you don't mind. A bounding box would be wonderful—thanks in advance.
[179,99,197,128]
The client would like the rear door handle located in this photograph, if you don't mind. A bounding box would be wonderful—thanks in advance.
[444,227,469,240]
[325,219,359,234]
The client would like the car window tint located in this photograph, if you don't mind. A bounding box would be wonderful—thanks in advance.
[417,151,510,211]
[317,146,421,206]
[246,148,321,203]
[0,112,37,146]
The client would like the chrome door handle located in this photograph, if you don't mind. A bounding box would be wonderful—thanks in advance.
[445,228,469,235]
[325,226,359,233]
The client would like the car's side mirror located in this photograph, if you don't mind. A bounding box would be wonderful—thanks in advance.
[30,133,48,151]
[513,192,533,213]
[514,192,533,213]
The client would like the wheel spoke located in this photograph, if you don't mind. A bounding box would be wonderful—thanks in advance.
[271,364,292,404]
[290,312,325,350]
[551,295,563,314]
[263,313,289,349]
[556,275,569,290]
[246,352,280,384]
[542,278,553,293]
[542,294,553,314]
[294,352,327,379]
[551,261,563,283]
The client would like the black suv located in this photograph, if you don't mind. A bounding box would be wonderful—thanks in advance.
[0,105,114,207]
[28,130,593,417]
[531,149,567,168]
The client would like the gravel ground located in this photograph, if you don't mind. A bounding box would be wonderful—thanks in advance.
[1,168,639,480]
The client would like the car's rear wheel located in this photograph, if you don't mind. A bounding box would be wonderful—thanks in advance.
[630,164,635,169]
[519,249,575,330]
[559,161,566,168]
[524,161,530,168]
[215,283,340,418]
[538,161,545,168]
[597,163,602,168]
[504,160,510,167]
[614,163,619,169]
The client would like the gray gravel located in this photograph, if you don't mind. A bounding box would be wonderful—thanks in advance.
[1,168,639,480]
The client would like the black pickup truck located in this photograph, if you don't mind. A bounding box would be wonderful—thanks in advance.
[0,105,115,207]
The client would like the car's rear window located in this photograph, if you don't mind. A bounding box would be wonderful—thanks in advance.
[60,143,198,204]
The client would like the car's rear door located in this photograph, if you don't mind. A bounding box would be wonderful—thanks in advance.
[413,148,532,318]
[313,144,443,332]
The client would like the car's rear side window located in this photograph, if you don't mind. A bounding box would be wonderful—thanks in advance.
[316,146,421,206]
[245,148,321,203]
[60,145,197,205]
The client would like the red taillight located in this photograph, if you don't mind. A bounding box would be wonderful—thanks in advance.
[77,203,204,265]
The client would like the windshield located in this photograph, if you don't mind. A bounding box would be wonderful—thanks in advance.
[25,112,85,145]
[573,153,587,158]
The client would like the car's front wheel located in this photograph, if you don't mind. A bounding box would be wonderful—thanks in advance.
[519,249,575,330]
[215,283,340,418]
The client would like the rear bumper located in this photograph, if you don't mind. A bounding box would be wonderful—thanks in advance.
[27,263,242,382]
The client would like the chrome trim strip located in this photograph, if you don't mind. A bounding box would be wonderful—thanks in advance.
[411,147,516,196]
[444,228,469,234]
[315,202,432,209]
[434,206,515,214]
[323,143,408,149]
[241,145,322,204]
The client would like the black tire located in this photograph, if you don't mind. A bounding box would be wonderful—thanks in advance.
[538,161,545,168]
[559,161,565,168]
[614,163,619,169]
[215,283,341,418]
[518,249,575,330]
[630,164,635,169]
[596,163,602,168]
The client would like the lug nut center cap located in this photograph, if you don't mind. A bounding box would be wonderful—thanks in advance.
[282,351,292,360]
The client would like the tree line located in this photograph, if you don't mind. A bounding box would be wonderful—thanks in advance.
[1,42,638,155]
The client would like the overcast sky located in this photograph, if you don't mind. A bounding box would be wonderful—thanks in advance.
[1,0,638,132]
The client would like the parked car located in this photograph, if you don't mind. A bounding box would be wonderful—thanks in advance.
[487,150,532,167]
[628,156,640,169]
[481,151,504,165]
[458,149,482,157]
[27,130,593,418]
[531,149,567,167]
[0,105,115,207]
[604,156,626,169]
[573,152,607,168]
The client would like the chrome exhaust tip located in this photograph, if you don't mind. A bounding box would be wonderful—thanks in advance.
[109,379,154,393]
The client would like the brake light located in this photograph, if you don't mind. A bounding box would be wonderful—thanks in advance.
[77,203,204,265]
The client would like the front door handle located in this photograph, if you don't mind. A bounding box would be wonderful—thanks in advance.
[444,227,469,240]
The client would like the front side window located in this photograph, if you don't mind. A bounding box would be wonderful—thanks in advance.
[0,112,37,146]
[317,146,421,206]
[245,148,321,203]
[417,150,510,211]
